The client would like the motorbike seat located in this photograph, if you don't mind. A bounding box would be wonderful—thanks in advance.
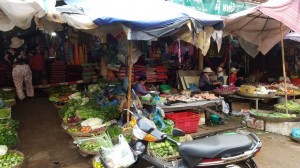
[179,134,252,158]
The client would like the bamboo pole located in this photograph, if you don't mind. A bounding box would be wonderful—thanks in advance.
[280,23,288,114]
[127,41,133,122]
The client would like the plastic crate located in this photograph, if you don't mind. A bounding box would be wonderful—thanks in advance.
[165,112,199,133]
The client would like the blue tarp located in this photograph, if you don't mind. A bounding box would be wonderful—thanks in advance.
[62,0,224,40]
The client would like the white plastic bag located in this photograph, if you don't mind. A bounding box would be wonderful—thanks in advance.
[222,100,229,114]
[101,134,135,168]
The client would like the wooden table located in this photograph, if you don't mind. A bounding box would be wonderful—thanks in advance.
[160,98,225,119]
[226,95,281,111]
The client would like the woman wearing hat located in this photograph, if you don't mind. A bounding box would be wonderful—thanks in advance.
[10,37,34,101]
[229,67,243,87]
[199,67,221,91]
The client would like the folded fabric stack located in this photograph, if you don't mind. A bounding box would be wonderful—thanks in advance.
[146,68,157,82]
[115,66,126,80]
[156,66,168,82]
[48,60,66,84]
[66,65,82,82]
[133,65,146,81]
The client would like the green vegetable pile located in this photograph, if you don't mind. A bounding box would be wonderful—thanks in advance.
[0,151,23,167]
[0,108,11,119]
[149,141,178,158]
[107,125,122,140]
[251,110,297,118]
[276,101,300,113]
[80,141,101,152]
[0,119,19,148]
[0,91,15,100]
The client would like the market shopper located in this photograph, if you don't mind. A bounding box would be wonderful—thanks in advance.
[229,67,243,87]
[199,67,221,91]
[217,62,226,85]
[10,37,34,101]
[133,75,149,96]
[29,47,44,85]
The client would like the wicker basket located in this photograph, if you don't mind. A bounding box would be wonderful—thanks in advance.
[77,138,102,155]
[214,90,236,96]
[4,99,16,108]
[237,91,276,98]
[276,92,300,96]
[9,150,25,168]
[290,135,300,143]
[274,104,300,114]
[67,126,107,137]
[54,102,65,109]
[250,111,300,122]
[148,148,180,162]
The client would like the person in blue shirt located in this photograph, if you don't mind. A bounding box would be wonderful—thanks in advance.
[133,75,149,96]
[199,67,221,91]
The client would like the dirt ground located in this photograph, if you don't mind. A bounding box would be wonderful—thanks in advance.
[11,96,300,168]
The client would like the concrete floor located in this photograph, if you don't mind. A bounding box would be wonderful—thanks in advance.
[11,97,300,168]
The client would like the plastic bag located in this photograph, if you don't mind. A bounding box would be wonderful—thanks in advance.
[222,100,229,114]
[291,128,300,138]
[101,134,135,168]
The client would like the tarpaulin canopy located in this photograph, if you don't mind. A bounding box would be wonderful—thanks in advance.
[0,0,53,31]
[48,0,225,55]
[285,32,300,43]
[223,0,300,57]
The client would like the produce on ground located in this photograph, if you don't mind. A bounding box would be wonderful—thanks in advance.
[80,141,101,152]
[93,156,104,168]
[276,101,300,113]
[0,151,24,167]
[0,119,19,130]
[0,107,11,119]
[107,125,122,140]
[251,110,297,118]
[0,127,18,148]
[0,91,15,100]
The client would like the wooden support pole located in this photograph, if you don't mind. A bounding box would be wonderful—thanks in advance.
[280,23,288,114]
[127,41,133,122]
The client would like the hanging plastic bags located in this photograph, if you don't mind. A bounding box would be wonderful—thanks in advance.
[101,135,136,168]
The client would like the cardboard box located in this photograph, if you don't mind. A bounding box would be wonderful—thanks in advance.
[231,102,250,112]
[246,116,264,130]
[199,112,205,125]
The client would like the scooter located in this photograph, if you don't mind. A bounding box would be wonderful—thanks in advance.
[119,103,262,168]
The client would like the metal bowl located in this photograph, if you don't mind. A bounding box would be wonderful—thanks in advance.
[149,91,160,95]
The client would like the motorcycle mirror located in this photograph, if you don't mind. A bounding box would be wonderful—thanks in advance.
[172,128,185,137]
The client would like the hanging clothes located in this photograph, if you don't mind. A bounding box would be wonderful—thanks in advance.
[78,46,84,64]
[74,44,80,65]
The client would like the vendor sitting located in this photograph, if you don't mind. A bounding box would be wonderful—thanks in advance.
[199,67,221,91]
[133,75,150,96]
[229,67,244,87]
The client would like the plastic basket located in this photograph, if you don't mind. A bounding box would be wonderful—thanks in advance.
[165,112,199,133]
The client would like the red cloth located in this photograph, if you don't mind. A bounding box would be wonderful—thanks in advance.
[229,74,237,85]
[29,53,44,71]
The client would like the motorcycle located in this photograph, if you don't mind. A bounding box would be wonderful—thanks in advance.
[100,92,262,168]
[122,103,261,168]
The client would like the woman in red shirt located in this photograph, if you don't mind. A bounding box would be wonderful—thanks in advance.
[229,67,243,86]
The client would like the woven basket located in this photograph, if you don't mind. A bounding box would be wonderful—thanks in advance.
[54,102,65,109]
[214,90,236,96]
[5,99,16,108]
[9,150,25,168]
[250,111,300,122]
[67,126,107,137]
[274,104,300,114]
[290,135,300,143]
[78,138,101,155]
[148,148,180,162]
[276,92,300,96]
[237,91,276,98]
